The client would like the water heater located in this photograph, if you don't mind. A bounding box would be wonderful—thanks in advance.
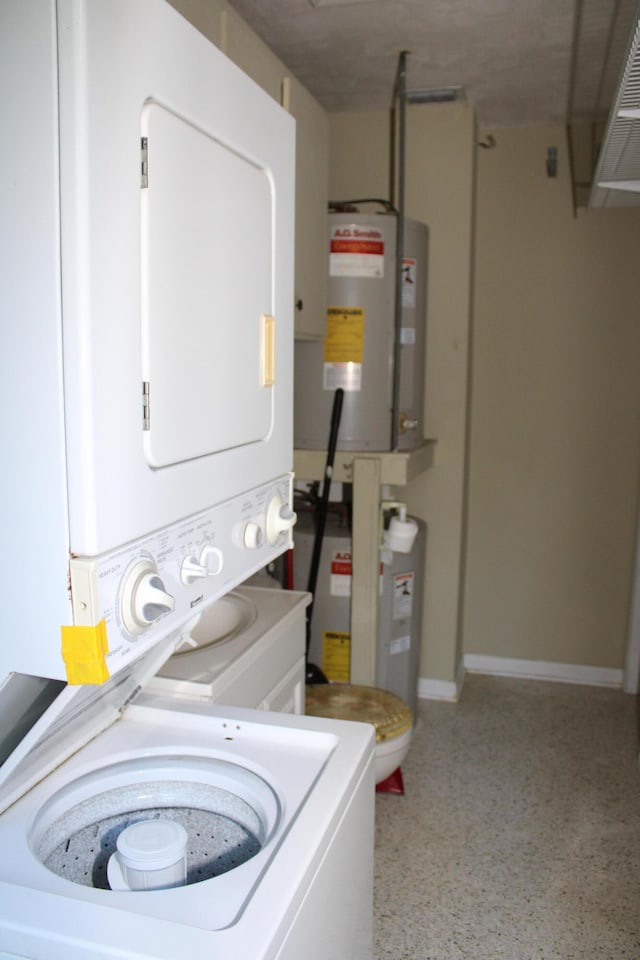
[293,511,426,715]
[294,211,428,451]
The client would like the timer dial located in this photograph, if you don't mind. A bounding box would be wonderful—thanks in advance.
[265,494,297,545]
[120,557,175,636]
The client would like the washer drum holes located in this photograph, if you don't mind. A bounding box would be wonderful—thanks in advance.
[30,755,280,891]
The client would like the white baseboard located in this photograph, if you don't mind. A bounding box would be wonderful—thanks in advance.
[418,657,465,702]
[463,654,624,689]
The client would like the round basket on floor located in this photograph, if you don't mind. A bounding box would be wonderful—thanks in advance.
[305,684,413,784]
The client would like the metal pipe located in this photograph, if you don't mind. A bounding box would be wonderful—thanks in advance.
[391,50,409,450]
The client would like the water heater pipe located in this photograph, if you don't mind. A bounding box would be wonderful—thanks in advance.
[390,50,409,450]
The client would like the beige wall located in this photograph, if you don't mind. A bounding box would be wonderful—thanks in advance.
[168,0,284,97]
[330,104,477,684]
[331,114,640,683]
[465,124,640,669]
[167,3,640,680]
[167,0,225,47]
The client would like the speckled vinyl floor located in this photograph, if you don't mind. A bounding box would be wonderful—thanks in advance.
[374,675,640,960]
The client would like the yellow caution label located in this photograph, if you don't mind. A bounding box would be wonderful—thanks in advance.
[323,307,365,364]
[322,630,351,683]
[61,620,110,685]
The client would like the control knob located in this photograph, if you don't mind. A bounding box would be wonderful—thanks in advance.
[120,557,176,637]
[265,494,297,545]
[180,544,224,584]
[243,521,263,550]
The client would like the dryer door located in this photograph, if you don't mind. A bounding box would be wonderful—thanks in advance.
[57,0,294,557]
[141,102,274,468]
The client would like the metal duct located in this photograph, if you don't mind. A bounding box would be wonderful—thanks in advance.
[590,7,640,206]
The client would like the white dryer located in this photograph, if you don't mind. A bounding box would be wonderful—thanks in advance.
[2,0,298,687]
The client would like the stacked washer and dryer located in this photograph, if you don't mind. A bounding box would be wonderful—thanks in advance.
[0,4,374,958]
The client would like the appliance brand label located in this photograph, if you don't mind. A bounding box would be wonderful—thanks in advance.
[329,223,384,277]
[330,551,352,596]
[329,551,384,595]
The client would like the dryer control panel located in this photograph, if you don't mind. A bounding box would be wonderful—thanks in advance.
[68,474,296,681]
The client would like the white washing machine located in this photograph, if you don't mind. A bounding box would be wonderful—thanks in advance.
[0,684,375,959]
[147,586,311,714]
[0,579,372,960]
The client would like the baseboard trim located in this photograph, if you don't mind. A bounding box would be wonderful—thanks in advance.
[463,654,624,689]
[418,657,465,702]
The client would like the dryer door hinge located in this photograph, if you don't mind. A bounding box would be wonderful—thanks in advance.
[141,136,148,188]
[142,381,150,430]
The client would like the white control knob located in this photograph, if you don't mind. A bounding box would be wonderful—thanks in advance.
[181,544,224,584]
[121,558,176,636]
[265,495,297,545]
[243,521,263,550]
[200,544,224,576]
[180,555,208,585]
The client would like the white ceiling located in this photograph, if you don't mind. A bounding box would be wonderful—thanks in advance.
[226,0,638,128]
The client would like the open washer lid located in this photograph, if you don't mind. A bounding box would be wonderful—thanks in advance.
[0,632,179,816]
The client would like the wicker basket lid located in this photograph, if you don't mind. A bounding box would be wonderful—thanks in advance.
[305,684,413,742]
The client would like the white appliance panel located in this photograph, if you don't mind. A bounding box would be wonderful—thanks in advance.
[55,0,294,555]
[147,586,310,713]
[141,102,274,467]
[0,700,375,960]
[1,475,295,686]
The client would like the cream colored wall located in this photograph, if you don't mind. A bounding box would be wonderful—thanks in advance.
[330,104,477,684]
[167,2,640,679]
[168,0,283,96]
[465,124,640,669]
[167,0,226,47]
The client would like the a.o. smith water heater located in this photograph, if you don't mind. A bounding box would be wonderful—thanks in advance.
[294,211,428,452]
[293,511,426,715]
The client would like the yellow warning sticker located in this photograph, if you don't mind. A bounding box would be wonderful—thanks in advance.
[323,307,365,364]
[322,630,351,683]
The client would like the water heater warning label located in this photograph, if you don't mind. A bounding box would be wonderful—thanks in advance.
[329,224,384,278]
[401,258,417,307]
[393,572,415,620]
[323,307,365,392]
[322,630,351,682]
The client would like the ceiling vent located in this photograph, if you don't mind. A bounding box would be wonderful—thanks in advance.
[590,9,640,206]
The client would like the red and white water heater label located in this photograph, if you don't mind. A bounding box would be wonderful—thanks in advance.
[330,549,384,596]
[330,550,352,596]
[329,224,385,278]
